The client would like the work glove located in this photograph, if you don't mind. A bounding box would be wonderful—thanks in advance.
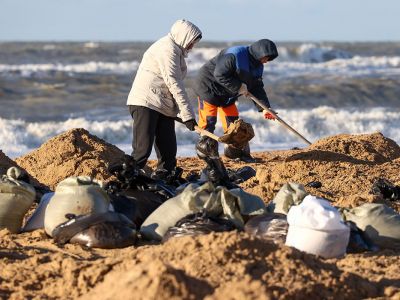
[184,119,198,131]
[263,109,277,120]
[238,83,250,96]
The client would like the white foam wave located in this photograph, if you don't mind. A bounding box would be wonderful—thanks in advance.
[296,43,353,63]
[0,61,140,76]
[267,55,400,79]
[1,53,398,80]
[1,106,400,159]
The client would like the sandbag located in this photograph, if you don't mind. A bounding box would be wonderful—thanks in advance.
[219,119,255,149]
[244,213,288,244]
[162,212,236,242]
[23,192,54,232]
[140,182,266,241]
[44,176,110,236]
[285,195,350,259]
[267,182,308,215]
[0,167,36,233]
[52,211,137,249]
[342,203,400,250]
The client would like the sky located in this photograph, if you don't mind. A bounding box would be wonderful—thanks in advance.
[0,0,399,42]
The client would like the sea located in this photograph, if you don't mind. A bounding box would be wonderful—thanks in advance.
[1,41,400,158]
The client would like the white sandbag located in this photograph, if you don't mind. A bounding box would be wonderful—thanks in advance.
[22,192,54,232]
[0,169,36,233]
[342,203,400,249]
[44,177,110,236]
[285,195,350,258]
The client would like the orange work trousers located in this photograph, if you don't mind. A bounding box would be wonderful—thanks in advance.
[198,97,239,133]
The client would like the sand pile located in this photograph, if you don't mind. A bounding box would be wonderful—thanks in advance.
[241,132,400,209]
[16,128,126,190]
[308,132,400,163]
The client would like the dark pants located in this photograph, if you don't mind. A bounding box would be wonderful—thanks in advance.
[129,105,177,171]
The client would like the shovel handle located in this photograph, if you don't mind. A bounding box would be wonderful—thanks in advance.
[194,126,221,142]
[248,93,312,145]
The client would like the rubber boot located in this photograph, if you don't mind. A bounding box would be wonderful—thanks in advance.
[224,143,256,163]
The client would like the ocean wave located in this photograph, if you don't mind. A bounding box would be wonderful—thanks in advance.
[1,50,398,79]
[1,106,400,158]
[0,61,140,76]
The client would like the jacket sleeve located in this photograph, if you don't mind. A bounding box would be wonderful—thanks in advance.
[249,77,271,111]
[213,54,242,95]
[156,47,195,122]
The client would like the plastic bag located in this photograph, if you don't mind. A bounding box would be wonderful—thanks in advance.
[52,211,137,249]
[244,213,288,244]
[110,189,165,228]
[162,212,236,242]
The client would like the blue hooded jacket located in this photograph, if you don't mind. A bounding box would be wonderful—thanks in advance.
[194,39,278,109]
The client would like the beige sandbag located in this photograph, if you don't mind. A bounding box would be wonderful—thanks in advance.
[267,182,308,215]
[140,182,266,241]
[44,176,110,236]
[0,167,36,233]
[219,119,254,149]
[342,203,400,250]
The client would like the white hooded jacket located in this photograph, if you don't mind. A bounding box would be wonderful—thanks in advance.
[126,20,202,122]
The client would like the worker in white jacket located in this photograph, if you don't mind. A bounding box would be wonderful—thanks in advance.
[127,19,202,179]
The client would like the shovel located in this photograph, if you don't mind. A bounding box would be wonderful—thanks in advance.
[247,93,312,145]
[195,126,222,142]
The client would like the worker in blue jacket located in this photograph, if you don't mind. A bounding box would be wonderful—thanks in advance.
[194,39,279,162]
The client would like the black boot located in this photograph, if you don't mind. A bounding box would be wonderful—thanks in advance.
[224,143,256,163]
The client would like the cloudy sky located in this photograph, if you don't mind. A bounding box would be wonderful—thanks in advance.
[1,0,399,41]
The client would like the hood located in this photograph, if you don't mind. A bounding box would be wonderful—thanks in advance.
[248,39,279,61]
[169,19,202,50]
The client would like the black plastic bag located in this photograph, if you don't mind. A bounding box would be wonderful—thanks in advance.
[346,221,378,253]
[227,166,256,183]
[110,189,165,228]
[371,178,400,201]
[162,212,236,242]
[52,211,137,249]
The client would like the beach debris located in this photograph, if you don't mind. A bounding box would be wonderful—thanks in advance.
[305,181,322,189]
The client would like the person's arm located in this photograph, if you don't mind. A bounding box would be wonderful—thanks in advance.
[213,54,242,95]
[156,47,195,122]
[249,77,271,111]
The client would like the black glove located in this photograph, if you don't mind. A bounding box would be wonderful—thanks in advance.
[184,119,197,131]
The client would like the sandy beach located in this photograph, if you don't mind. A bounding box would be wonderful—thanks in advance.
[1,128,400,299]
